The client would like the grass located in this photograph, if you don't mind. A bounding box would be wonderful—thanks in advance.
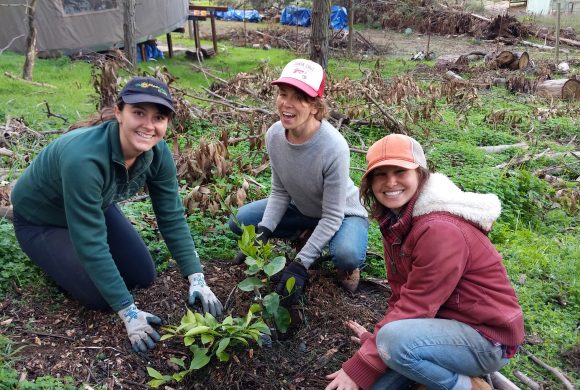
[1,42,579,388]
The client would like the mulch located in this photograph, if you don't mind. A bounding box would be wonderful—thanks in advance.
[1,260,390,389]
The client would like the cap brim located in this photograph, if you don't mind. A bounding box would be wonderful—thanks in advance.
[121,94,175,113]
[271,77,318,97]
[361,159,419,182]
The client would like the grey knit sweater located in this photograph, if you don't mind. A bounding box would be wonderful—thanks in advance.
[258,120,368,268]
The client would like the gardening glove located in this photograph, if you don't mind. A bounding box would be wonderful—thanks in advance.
[117,303,162,353]
[188,272,223,317]
[275,259,308,307]
[232,226,272,265]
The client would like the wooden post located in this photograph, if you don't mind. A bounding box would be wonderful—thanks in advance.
[166,32,173,58]
[555,2,561,63]
[22,0,37,81]
[123,0,136,67]
[210,12,218,53]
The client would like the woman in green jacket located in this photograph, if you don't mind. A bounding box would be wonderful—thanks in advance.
[11,77,222,353]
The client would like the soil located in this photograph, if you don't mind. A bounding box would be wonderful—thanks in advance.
[2,260,391,389]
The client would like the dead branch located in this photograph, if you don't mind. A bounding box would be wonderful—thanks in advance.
[15,326,76,341]
[362,90,406,134]
[490,371,522,390]
[520,40,569,53]
[495,150,579,169]
[0,34,25,54]
[43,101,68,123]
[479,143,528,154]
[521,348,575,390]
[0,147,14,157]
[513,370,542,390]
[3,71,56,88]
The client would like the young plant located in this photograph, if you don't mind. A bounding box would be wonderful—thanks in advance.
[147,307,269,388]
[236,224,292,333]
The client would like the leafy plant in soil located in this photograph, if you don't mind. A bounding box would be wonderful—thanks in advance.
[235,224,292,333]
[147,308,270,388]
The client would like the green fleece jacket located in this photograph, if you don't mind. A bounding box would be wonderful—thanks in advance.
[11,120,202,311]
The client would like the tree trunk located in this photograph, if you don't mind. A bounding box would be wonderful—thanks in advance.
[347,0,354,55]
[22,0,37,81]
[310,0,330,69]
[536,79,580,100]
[123,0,136,67]
[485,50,529,70]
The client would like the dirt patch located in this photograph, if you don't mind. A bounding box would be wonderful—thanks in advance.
[2,260,390,389]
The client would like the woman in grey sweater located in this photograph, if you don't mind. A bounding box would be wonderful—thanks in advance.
[229,59,368,305]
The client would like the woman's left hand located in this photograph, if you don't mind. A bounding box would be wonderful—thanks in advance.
[346,320,368,345]
[325,369,359,390]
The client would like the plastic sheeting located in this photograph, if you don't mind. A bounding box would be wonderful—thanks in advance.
[215,8,262,22]
[280,6,311,27]
[280,5,348,30]
[0,0,188,54]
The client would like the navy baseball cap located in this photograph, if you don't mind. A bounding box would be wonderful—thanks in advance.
[119,76,175,112]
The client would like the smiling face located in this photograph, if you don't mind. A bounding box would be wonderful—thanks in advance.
[114,103,169,163]
[275,84,319,136]
[370,165,420,214]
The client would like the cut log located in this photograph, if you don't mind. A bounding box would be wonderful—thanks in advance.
[490,372,522,390]
[508,51,529,70]
[436,54,469,71]
[200,46,215,57]
[536,79,580,100]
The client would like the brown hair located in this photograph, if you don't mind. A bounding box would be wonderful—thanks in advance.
[67,99,174,131]
[276,85,329,121]
[359,167,431,221]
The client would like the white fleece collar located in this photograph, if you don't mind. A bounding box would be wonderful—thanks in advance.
[413,173,501,231]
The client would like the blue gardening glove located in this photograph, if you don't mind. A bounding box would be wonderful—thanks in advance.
[117,303,162,353]
[232,226,272,265]
[188,273,223,316]
[275,259,308,306]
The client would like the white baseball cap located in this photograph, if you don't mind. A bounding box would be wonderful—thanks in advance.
[271,59,325,98]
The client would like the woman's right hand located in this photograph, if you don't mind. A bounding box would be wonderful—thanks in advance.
[346,320,369,345]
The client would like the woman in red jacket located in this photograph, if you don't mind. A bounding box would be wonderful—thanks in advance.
[325,134,524,390]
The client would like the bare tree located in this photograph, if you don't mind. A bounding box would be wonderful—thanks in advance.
[123,0,136,67]
[347,0,354,55]
[310,0,330,69]
[22,0,37,80]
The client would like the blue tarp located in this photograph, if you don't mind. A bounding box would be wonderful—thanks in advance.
[330,5,348,30]
[137,42,164,63]
[280,5,348,30]
[215,8,262,22]
[280,6,311,27]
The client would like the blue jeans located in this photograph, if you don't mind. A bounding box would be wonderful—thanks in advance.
[12,204,156,311]
[372,319,509,390]
[229,199,369,271]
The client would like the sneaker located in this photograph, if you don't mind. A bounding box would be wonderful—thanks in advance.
[337,268,360,293]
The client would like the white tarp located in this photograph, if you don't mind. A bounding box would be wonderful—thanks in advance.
[0,0,188,54]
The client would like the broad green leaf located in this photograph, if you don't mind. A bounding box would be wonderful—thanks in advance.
[263,256,286,276]
[160,334,175,341]
[194,312,206,325]
[249,303,262,313]
[184,325,210,337]
[262,292,280,315]
[169,357,186,369]
[201,333,214,344]
[147,367,167,380]
[216,337,231,355]
[190,346,211,369]
[232,336,250,346]
[147,379,167,388]
[238,277,264,291]
[172,370,190,381]
[250,321,271,334]
[275,306,292,333]
[222,315,234,325]
[204,312,219,327]
[286,276,296,294]
[216,349,230,362]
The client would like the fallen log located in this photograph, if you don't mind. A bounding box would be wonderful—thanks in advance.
[480,143,528,154]
[513,370,542,390]
[436,54,469,71]
[536,79,580,100]
[521,40,569,53]
[508,51,529,70]
[536,32,580,48]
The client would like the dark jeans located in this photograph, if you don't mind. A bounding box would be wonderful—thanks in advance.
[12,204,156,311]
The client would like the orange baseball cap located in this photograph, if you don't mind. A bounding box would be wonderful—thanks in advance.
[362,134,427,181]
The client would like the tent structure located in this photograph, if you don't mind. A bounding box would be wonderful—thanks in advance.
[0,0,188,55]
